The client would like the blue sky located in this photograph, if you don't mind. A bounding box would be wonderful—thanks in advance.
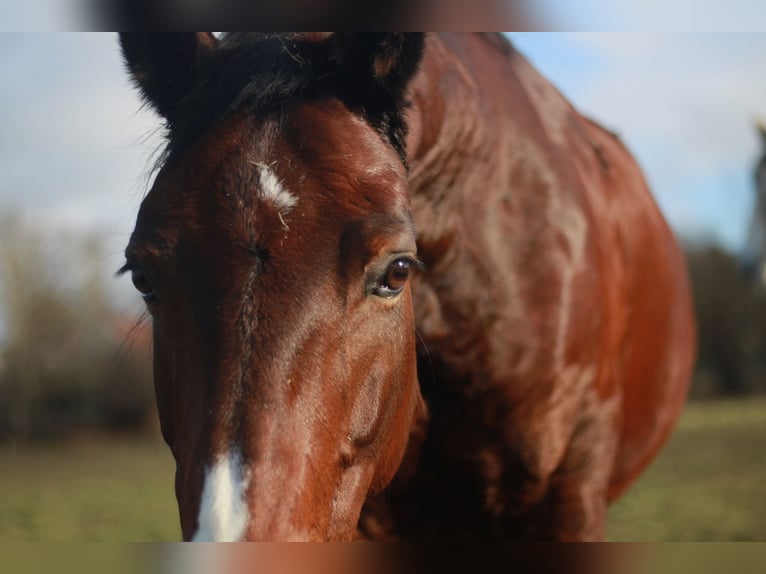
[0,33,764,309]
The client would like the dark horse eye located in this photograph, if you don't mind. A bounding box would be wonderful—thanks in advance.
[384,259,412,290]
[372,258,415,298]
[130,269,157,303]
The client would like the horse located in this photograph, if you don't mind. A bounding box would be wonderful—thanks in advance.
[119,32,696,541]
[743,121,766,285]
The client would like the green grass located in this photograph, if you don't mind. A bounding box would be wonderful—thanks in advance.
[1,399,764,541]
[608,398,766,541]
[0,437,179,541]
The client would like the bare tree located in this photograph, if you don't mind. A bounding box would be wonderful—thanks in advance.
[0,213,153,440]
[687,242,766,396]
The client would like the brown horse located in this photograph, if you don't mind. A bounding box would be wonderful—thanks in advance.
[119,33,695,541]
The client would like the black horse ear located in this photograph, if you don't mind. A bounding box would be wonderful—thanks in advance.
[333,33,425,103]
[119,33,218,121]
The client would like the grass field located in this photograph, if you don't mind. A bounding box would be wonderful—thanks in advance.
[1,399,764,541]
[608,398,766,541]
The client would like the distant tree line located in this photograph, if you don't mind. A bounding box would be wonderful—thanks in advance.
[686,240,766,398]
[0,214,154,441]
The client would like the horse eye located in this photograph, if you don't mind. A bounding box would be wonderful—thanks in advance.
[384,259,411,291]
[130,269,157,303]
[372,257,415,299]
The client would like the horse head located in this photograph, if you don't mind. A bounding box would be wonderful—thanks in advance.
[120,32,426,541]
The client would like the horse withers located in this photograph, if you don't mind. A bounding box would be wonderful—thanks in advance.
[119,33,695,541]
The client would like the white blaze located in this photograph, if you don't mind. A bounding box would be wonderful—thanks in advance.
[258,167,297,215]
[192,449,250,542]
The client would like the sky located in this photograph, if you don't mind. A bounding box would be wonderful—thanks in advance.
[0,32,765,309]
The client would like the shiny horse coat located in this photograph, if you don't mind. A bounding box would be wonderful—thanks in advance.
[120,33,695,541]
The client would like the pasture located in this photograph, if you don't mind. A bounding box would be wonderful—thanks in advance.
[0,398,764,541]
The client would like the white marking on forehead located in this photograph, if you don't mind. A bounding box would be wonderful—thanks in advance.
[192,449,250,542]
[258,166,297,215]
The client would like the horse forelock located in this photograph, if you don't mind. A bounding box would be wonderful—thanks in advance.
[158,33,412,171]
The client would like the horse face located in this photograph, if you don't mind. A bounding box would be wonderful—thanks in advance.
[120,33,425,541]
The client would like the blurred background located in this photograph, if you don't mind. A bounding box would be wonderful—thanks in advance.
[1,33,765,541]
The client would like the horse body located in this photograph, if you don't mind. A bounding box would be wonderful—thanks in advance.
[119,32,695,541]
[358,34,695,539]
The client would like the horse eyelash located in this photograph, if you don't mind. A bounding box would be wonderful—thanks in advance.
[116,261,136,277]
[404,256,426,273]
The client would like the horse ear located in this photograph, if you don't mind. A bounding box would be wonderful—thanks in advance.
[119,33,218,121]
[333,33,425,103]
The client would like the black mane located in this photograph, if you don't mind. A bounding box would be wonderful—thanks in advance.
[161,33,409,167]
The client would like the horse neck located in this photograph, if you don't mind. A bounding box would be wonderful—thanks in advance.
[407,35,475,195]
[405,33,582,236]
[406,33,509,203]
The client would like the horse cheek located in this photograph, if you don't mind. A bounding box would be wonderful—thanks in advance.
[370,298,421,494]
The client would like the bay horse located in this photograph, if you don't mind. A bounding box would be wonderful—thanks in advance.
[119,32,696,541]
